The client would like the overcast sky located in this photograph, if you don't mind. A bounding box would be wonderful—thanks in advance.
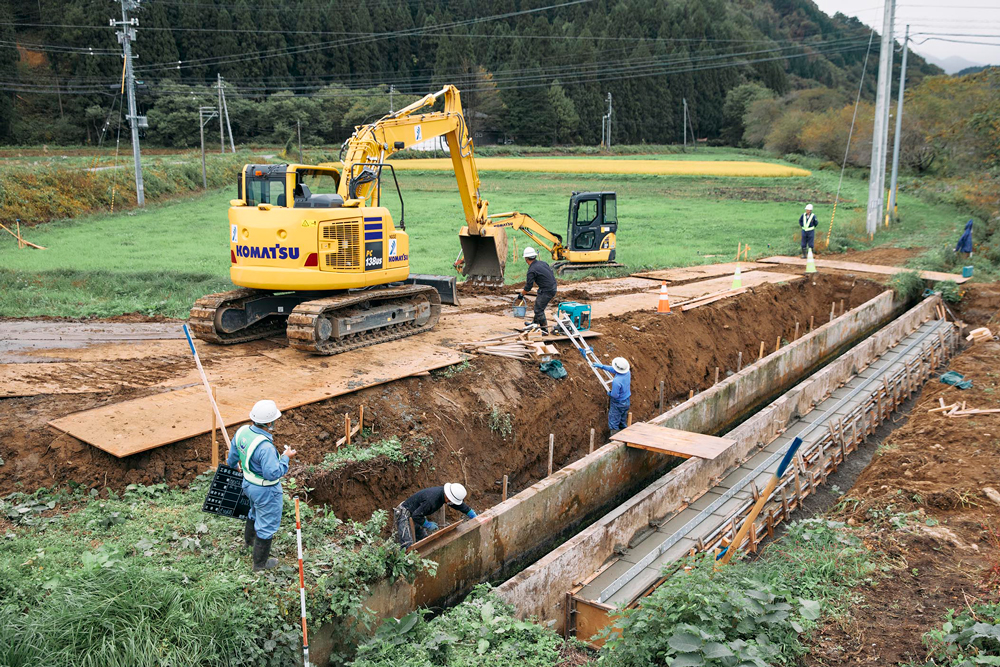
[812,0,1000,69]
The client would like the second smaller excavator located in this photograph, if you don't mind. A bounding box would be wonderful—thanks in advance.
[458,190,623,281]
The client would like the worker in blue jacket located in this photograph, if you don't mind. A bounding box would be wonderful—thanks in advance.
[226,399,296,572]
[592,357,632,435]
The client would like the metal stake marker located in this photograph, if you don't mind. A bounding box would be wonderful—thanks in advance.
[295,498,311,667]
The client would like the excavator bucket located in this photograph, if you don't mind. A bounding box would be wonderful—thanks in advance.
[459,226,508,285]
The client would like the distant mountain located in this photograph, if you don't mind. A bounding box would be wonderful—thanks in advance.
[923,53,985,75]
[956,65,996,76]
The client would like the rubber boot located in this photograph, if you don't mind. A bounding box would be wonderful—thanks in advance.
[243,520,255,550]
[252,536,279,572]
[801,247,807,259]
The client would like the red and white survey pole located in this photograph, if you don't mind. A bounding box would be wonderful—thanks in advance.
[295,498,310,667]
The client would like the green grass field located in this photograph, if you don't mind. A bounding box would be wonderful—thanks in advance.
[0,149,976,318]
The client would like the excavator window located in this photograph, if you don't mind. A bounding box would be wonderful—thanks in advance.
[604,195,617,225]
[575,199,599,226]
[244,174,286,207]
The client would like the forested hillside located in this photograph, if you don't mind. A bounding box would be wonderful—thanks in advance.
[2,0,940,146]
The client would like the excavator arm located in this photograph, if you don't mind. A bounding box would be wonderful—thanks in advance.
[332,85,508,283]
[486,211,569,262]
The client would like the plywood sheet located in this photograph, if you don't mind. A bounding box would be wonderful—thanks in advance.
[758,256,970,283]
[633,262,768,282]
[611,422,734,460]
[49,339,469,458]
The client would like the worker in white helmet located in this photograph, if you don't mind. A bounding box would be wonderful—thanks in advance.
[799,203,817,258]
[394,483,477,548]
[591,356,632,435]
[226,399,297,571]
[520,246,557,335]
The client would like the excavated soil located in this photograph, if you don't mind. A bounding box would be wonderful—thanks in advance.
[0,275,885,523]
[804,340,1000,665]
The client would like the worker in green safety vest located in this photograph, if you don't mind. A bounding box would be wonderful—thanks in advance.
[226,399,297,571]
[799,203,817,258]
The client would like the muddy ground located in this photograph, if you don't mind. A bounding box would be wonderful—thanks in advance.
[0,274,883,523]
[803,339,1000,665]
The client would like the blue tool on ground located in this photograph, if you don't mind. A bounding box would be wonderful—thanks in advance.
[557,301,592,331]
[717,436,803,565]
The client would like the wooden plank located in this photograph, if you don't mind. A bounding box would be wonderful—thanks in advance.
[49,339,470,457]
[632,262,768,282]
[611,422,734,460]
[757,256,969,284]
[680,287,749,311]
[410,521,461,553]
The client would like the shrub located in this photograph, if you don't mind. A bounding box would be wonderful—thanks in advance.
[937,280,963,303]
[922,603,1000,665]
[888,270,925,302]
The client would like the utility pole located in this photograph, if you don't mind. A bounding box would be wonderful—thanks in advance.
[682,98,688,151]
[220,78,235,153]
[199,106,218,189]
[389,84,395,113]
[880,0,895,227]
[602,92,613,150]
[217,73,225,154]
[888,25,909,217]
[297,120,303,163]
[112,0,145,207]
[865,0,895,236]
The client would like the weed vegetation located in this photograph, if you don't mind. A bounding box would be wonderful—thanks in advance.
[889,270,927,303]
[0,148,977,319]
[320,436,431,471]
[919,602,1000,666]
[0,479,434,666]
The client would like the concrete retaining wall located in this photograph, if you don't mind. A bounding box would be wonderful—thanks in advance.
[494,293,940,632]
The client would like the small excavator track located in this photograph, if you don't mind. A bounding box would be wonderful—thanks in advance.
[285,284,441,355]
[188,288,289,345]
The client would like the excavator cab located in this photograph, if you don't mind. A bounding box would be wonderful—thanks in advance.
[567,192,617,261]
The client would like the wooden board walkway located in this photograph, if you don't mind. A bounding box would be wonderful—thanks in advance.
[49,339,469,458]
[633,262,769,283]
[758,256,970,283]
[611,422,734,460]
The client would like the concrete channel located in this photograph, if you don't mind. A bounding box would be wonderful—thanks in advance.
[312,290,946,663]
[495,293,953,641]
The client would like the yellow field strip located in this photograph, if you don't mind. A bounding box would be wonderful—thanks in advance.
[387,157,810,177]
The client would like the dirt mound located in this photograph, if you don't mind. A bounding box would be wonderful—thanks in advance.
[805,340,1000,665]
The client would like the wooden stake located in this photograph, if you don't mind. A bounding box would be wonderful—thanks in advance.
[210,387,219,468]
[839,299,844,315]
[775,336,781,353]
[714,367,720,385]
[358,405,365,431]
[794,321,800,340]
[502,474,508,502]
[589,428,595,454]
[758,341,765,360]
[689,389,695,400]
[658,381,665,413]
[344,413,351,446]
[737,351,743,372]
[548,434,554,476]
[809,315,814,331]
[627,412,633,426]
[16,219,23,249]
[735,242,742,261]
[830,302,836,322]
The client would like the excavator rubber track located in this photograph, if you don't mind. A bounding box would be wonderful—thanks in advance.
[285,284,441,355]
[189,287,289,344]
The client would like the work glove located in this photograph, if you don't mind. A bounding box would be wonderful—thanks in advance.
[466,510,477,519]
[422,520,439,531]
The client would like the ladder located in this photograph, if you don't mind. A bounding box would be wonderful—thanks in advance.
[555,314,613,392]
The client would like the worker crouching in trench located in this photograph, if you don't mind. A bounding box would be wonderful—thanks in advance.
[394,483,477,548]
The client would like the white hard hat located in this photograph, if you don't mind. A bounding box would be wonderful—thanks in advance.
[805,204,813,211]
[523,247,538,259]
[612,357,630,374]
[444,483,467,505]
[249,399,281,424]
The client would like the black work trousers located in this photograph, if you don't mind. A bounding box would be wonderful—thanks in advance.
[533,290,556,330]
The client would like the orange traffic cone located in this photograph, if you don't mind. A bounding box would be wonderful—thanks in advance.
[657,281,672,314]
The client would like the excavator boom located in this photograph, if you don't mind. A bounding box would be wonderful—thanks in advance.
[333,86,508,284]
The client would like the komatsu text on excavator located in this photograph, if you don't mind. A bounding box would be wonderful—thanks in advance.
[189,84,622,355]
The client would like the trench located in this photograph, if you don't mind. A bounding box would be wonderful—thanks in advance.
[307,282,944,663]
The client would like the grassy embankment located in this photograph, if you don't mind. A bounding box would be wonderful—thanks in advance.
[0,148,977,319]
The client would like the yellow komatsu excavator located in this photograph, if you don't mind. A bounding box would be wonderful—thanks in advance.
[189,84,621,355]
